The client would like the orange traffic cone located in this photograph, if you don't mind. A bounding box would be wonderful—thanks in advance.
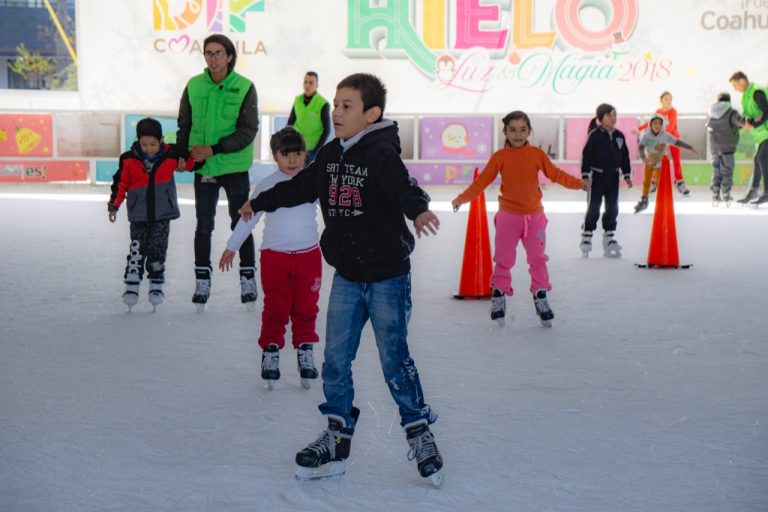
[453,168,493,299]
[636,157,692,269]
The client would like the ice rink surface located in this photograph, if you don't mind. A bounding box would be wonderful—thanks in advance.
[1,183,767,511]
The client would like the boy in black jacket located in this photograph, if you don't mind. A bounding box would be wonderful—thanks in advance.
[239,73,444,486]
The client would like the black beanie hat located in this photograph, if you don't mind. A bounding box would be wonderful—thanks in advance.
[136,117,163,140]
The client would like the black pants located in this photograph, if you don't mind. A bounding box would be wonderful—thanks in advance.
[193,171,255,268]
[125,220,170,282]
[583,171,620,232]
[749,139,768,192]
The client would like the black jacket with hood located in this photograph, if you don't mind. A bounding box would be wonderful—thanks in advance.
[250,120,430,282]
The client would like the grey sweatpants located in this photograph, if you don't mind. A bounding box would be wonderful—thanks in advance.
[711,152,735,195]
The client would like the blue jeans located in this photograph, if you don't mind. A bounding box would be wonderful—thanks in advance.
[319,272,437,428]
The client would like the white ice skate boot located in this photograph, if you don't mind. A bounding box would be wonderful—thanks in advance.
[148,280,164,312]
[533,289,554,328]
[579,231,593,258]
[603,230,622,258]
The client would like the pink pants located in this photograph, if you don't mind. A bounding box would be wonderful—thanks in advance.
[490,211,551,296]
[258,247,322,350]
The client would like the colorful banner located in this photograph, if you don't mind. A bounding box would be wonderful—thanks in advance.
[75,1,768,115]
[0,160,88,182]
[0,114,53,157]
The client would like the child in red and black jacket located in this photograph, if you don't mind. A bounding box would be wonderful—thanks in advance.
[108,117,193,311]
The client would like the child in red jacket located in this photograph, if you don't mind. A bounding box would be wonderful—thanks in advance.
[108,118,191,311]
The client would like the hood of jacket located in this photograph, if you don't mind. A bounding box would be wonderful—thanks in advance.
[339,119,399,155]
[644,113,667,136]
[709,101,731,120]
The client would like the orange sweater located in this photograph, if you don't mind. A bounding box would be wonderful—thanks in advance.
[455,143,583,215]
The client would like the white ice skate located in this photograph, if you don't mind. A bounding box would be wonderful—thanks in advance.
[122,280,140,312]
[602,231,622,258]
[148,281,164,313]
[579,231,593,259]
[192,266,211,313]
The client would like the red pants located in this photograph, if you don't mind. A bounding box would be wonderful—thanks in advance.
[258,247,322,350]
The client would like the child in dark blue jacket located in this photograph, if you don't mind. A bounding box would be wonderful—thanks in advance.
[580,103,632,258]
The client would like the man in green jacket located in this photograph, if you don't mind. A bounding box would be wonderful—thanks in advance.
[177,34,259,310]
[730,71,768,205]
[287,71,330,163]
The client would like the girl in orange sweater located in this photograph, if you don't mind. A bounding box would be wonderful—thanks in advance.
[451,111,589,328]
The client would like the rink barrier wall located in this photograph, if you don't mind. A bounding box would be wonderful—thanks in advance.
[0,111,758,186]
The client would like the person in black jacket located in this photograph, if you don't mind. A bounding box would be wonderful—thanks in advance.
[238,73,444,486]
[580,103,633,258]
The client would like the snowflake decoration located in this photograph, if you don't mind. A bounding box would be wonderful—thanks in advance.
[270,25,325,74]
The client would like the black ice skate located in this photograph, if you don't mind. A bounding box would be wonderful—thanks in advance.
[676,180,690,196]
[749,194,768,208]
[297,343,318,389]
[295,407,360,481]
[579,231,593,258]
[261,344,280,390]
[192,266,211,313]
[737,188,757,205]
[148,280,164,312]
[239,266,258,311]
[533,289,554,328]
[490,288,506,327]
[602,231,622,258]
[633,196,649,214]
[405,419,444,488]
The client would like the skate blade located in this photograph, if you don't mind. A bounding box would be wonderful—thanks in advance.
[295,461,346,481]
[493,317,505,328]
[195,303,207,313]
[152,305,157,313]
[539,318,553,328]
[300,378,313,390]
[427,469,445,488]
[265,379,276,390]
[245,301,256,312]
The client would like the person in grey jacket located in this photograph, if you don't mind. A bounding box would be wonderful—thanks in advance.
[706,92,744,204]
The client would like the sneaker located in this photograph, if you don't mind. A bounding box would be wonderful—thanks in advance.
[405,419,444,485]
[261,344,280,387]
[533,289,554,327]
[192,266,211,310]
[603,230,622,258]
[239,267,258,308]
[295,407,360,472]
[490,288,506,325]
[297,343,319,389]
[633,196,649,214]
[579,231,593,258]
[676,181,690,195]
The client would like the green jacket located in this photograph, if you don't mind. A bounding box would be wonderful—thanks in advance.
[742,82,768,145]
[177,69,259,176]
[291,93,328,150]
